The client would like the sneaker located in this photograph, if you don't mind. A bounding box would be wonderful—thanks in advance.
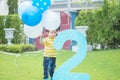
[50,78,53,80]
[44,78,49,80]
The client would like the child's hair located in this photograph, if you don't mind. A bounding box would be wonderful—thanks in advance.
[46,29,49,33]
[56,26,60,31]
[45,27,60,33]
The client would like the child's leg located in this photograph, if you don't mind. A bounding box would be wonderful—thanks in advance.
[49,57,56,78]
[43,57,49,79]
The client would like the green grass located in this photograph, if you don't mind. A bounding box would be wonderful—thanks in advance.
[0,49,120,80]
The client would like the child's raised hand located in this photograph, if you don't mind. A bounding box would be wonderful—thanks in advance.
[40,33,43,38]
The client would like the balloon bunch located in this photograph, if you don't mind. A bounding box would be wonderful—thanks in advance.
[32,0,51,13]
[18,0,60,38]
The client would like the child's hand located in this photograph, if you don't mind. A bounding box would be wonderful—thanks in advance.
[40,33,43,38]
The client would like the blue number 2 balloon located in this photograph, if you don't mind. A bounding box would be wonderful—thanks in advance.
[53,29,90,80]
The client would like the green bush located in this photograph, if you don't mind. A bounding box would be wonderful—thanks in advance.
[22,44,35,52]
[7,45,23,53]
[0,45,7,51]
[75,0,120,49]
[0,44,35,53]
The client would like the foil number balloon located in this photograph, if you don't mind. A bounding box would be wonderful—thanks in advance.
[53,29,90,80]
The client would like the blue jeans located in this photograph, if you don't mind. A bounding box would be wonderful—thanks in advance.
[43,57,56,79]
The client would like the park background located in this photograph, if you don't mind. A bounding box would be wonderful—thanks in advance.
[0,0,120,80]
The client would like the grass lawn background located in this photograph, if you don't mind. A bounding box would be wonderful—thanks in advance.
[0,49,120,80]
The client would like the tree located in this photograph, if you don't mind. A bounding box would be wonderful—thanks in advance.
[7,0,18,14]
[75,0,120,49]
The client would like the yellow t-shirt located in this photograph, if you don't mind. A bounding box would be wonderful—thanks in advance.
[43,37,56,57]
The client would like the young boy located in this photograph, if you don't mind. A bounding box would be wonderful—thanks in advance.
[40,29,58,80]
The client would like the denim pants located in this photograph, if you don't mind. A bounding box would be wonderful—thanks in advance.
[43,57,56,79]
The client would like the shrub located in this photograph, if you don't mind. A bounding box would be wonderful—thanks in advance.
[0,44,35,53]
[21,44,35,52]
[7,45,23,53]
[0,45,7,51]
[75,0,120,49]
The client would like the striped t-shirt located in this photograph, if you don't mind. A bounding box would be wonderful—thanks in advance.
[43,37,56,57]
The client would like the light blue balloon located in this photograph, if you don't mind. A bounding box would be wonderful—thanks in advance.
[21,5,42,26]
[32,0,51,13]
[53,29,90,80]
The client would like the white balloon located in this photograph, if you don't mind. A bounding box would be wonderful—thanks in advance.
[24,21,43,38]
[18,1,32,19]
[42,10,61,31]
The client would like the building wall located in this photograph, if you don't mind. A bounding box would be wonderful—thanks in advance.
[0,0,8,15]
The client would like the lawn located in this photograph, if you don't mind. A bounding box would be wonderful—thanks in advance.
[0,49,120,80]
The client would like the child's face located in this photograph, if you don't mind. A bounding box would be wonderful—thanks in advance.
[48,30,57,38]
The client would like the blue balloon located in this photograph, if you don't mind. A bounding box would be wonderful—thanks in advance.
[53,29,90,80]
[21,5,42,26]
[32,0,51,13]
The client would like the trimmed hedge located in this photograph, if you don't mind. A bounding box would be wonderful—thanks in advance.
[0,45,7,51]
[0,44,35,53]
[21,44,35,52]
[7,45,23,53]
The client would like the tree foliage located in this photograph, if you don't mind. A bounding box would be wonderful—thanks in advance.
[7,0,18,14]
[75,0,120,49]
[0,15,23,44]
